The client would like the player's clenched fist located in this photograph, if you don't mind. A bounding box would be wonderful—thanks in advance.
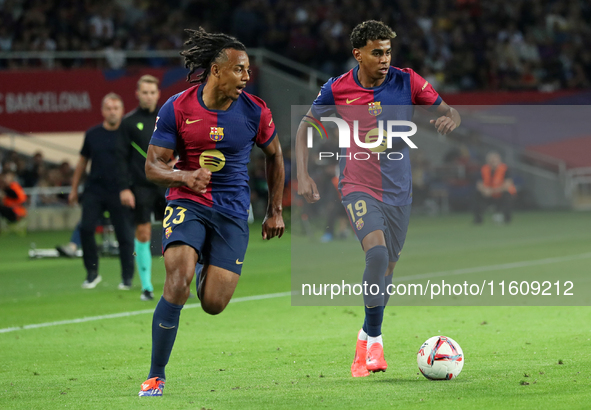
[430,116,457,135]
[184,168,211,194]
[262,213,285,240]
[298,175,320,203]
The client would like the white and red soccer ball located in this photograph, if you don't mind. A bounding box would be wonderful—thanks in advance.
[417,336,464,380]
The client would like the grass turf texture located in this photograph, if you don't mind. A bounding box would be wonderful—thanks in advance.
[0,212,590,409]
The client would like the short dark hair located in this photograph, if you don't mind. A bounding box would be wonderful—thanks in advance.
[180,27,246,83]
[350,20,397,49]
[102,92,123,107]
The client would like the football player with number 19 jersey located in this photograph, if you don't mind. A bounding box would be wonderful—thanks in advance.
[296,20,461,378]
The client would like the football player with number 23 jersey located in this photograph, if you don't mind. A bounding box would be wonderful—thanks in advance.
[138,28,284,397]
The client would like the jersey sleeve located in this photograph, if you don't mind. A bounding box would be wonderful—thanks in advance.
[310,78,336,119]
[256,103,277,148]
[149,97,178,150]
[405,68,442,107]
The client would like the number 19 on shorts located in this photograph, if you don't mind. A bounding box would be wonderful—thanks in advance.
[346,200,367,222]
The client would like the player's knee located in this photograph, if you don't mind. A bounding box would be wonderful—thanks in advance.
[365,245,389,270]
[165,268,193,299]
[136,231,150,242]
[136,224,151,242]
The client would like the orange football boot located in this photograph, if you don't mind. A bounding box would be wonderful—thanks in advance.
[351,330,370,377]
[138,377,165,396]
[366,342,387,372]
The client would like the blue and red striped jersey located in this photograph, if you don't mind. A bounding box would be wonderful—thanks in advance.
[312,66,441,206]
[150,83,276,220]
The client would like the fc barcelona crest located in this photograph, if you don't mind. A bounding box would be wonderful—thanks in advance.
[368,101,382,116]
[209,127,224,142]
[165,227,172,239]
[355,218,364,230]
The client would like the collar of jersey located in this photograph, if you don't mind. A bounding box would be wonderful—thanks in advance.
[352,65,392,90]
[197,83,238,113]
[137,105,158,115]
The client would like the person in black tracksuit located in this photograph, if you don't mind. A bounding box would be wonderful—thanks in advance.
[117,75,167,301]
[69,93,135,289]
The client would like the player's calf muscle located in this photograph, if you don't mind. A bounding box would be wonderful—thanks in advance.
[201,298,227,315]
[201,267,239,315]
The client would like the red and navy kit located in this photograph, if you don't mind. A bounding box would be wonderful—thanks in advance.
[150,83,276,220]
[312,65,441,206]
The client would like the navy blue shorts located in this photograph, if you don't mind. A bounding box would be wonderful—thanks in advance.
[161,199,249,275]
[342,192,411,262]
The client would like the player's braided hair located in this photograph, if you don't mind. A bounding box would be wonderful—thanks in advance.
[180,27,246,83]
[350,20,397,49]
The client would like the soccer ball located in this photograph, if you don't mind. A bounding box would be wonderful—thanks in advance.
[417,336,464,380]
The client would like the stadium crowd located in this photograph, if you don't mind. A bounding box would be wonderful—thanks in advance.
[1,0,590,91]
[0,149,73,206]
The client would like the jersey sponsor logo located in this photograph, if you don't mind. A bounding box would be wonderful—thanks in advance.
[137,122,144,130]
[186,118,202,124]
[236,259,244,265]
[365,127,388,153]
[165,226,172,239]
[346,97,361,104]
[368,101,382,116]
[209,126,224,142]
[355,218,364,230]
[199,149,226,172]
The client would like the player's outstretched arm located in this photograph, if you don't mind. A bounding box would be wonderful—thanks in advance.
[430,101,461,135]
[145,144,210,194]
[295,108,320,203]
[261,135,285,240]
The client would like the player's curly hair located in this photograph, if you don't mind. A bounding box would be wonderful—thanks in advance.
[180,27,246,83]
[350,20,397,49]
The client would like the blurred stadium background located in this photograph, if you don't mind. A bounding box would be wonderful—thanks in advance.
[1,0,591,234]
[1,2,591,408]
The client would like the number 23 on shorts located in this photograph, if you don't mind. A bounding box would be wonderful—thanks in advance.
[163,206,187,228]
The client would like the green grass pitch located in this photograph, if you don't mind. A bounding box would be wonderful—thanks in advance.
[1,211,591,409]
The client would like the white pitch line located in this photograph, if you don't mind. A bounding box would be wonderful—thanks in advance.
[3,253,590,334]
[0,291,292,334]
[393,252,591,283]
